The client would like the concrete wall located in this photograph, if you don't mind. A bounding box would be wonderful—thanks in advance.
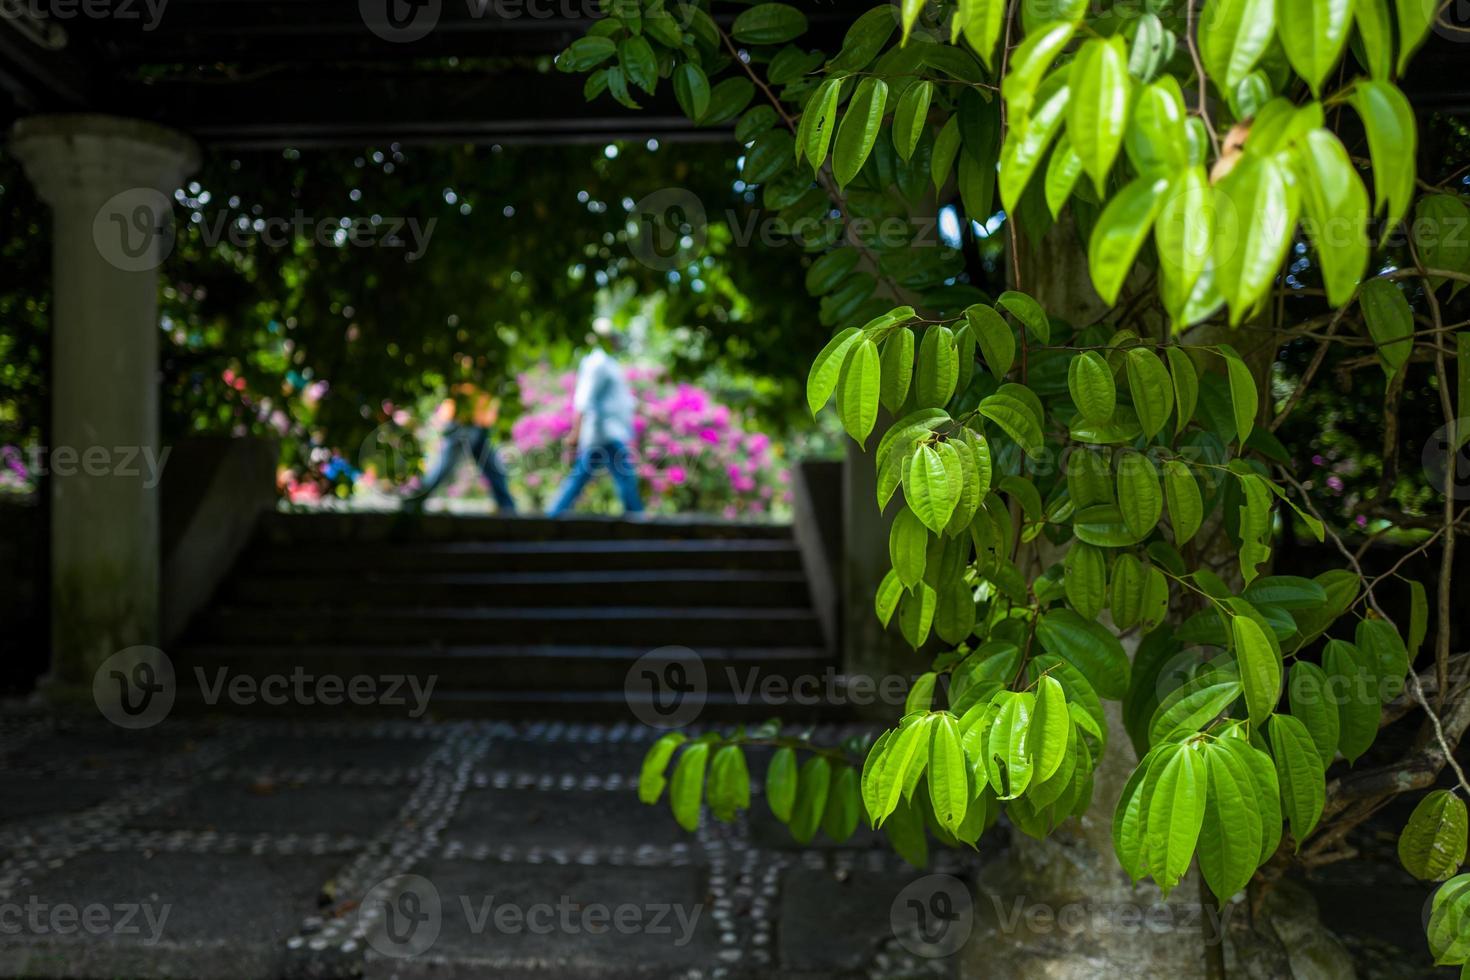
[160,437,278,644]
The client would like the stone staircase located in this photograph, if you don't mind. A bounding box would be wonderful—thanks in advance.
[171,511,835,720]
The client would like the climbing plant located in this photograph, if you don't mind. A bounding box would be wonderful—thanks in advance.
[558,0,1470,965]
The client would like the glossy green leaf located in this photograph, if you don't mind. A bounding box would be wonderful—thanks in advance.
[893,80,934,162]
[1199,741,1266,901]
[1359,278,1415,377]
[959,0,1008,68]
[767,745,799,821]
[1395,0,1437,75]
[1156,167,1215,323]
[837,339,881,446]
[1214,154,1295,323]
[732,3,809,44]
[890,506,929,588]
[999,71,1071,213]
[834,77,890,189]
[1029,675,1071,782]
[928,712,970,832]
[1117,450,1163,538]
[1068,351,1116,424]
[997,290,1052,343]
[1289,661,1340,765]
[1322,639,1378,763]
[1002,21,1076,120]
[1036,608,1131,699]
[986,692,1036,799]
[1234,613,1282,727]
[968,305,1016,380]
[916,325,960,407]
[798,78,842,170]
[807,328,861,415]
[639,732,687,804]
[789,755,832,844]
[672,63,711,120]
[1068,37,1131,194]
[1278,0,1352,94]
[1269,713,1326,847]
[670,741,710,831]
[1298,129,1370,306]
[1144,742,1207,895]
[1199,0,1277,89]
[880,327,916,413]
[1399,790,1468,882]
[1089,176,1171,305]
[1353,80,1418,236]
[907,444,961,532]
[1125,348,1175,440]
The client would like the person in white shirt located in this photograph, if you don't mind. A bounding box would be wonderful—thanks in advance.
[546,323,644,516]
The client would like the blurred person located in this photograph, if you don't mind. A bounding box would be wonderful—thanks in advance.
[403,378,516,513]
[546,320,644,517]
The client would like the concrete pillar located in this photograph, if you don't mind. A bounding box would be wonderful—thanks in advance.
[9,115,198,688]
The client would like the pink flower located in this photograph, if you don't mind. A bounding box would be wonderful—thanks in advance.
[668,466,687,485]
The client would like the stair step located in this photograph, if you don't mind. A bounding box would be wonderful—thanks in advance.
[259,511,793,544]
[197,605,823,647]
[222,569,811,608]
[172,643,832,691]
[244,538,804,573]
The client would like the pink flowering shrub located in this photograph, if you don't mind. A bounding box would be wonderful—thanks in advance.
[509,364,791,517]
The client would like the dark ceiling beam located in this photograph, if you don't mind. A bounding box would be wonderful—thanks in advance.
[109,68,733,149]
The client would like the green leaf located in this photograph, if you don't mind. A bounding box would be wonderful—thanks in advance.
[1278,0,1352,95]
[1001,21,1076,120]
[1353,80,1418,237]
[1144,742,1207,895]
[1399,790,1468,882]
[1221,345,1258,444]
[1214,154,1295,323]
[767,746,799,821]
[1234,614,1282,727]
[1036,608,1130,699]
[908,444,961,532]
[997,290,1051,343]
[822,765,862,843]
[875,568,905,627]
[877,716,932,824]
[702,77,755,125]
[789,755,831,843]
[670,741,710,831]
[1150,672,1243,744]
[935,577,977,643]
[1125,348,1175,440]
[1064,541,1108,619]
[834,77,890,189]
[799,78,842,170]
[1359,278,1415,378]
[1243,575,1329,609]
[1067,37,1131,194]
[1237,472,1274,585]
[1029,675,1071,782]
[899,581,938,648]
[979,385,1046,458]
[837,339,882,447]
[1288,661,1340,765]
[618,36,658,93]
[639,733,687,804]
[807,328,861,416]
[928,713,970,832]
[916,325,959,408]
[893,80,934,162]
[1298,128,1370,306]
[880,327,916,413]
[986,692,1036,799]
[1354,0,1394,79]
[1068,351,1116,424]
[708,744,751,821]
[890,506,929,588]
[968,305,1016,380]
[732,3,808,44]
[1415,195,1470,293]
[959,0,1008,68]
[1117,450,1163,539]
[1199,0,1276,89]
[1199,741,1266,901]
[828,5,898,72]
[1269,713,1326,846]
[1357,617,1410,702]
[1395,0,1437,75]
[1114,743,1168,880]
[931,115,962,191]
[1089,176,1171,305]
[1323,639,1378,763]
[1044,135,1084,217]
[1219,731,1283,864]
[1156,167,1215,324]
[1161,460,1203,545]
[1427,874,1470,964]
[1409,578,1430,656]
[671,63,711,121]
[1126,78,1190,178]
[560,36,617,71]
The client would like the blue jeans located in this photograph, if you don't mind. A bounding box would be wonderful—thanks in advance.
[547,440,644,516]
[407,424,516,512]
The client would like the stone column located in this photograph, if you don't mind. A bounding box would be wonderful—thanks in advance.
[9,115,198,688]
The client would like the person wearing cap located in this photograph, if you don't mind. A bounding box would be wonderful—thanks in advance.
[546,321,644,517]
[402,379,517,513]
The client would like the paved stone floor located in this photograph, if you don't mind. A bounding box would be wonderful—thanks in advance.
[0,715,974,979]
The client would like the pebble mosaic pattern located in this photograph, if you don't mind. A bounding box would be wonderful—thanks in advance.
[0,715,973,979]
